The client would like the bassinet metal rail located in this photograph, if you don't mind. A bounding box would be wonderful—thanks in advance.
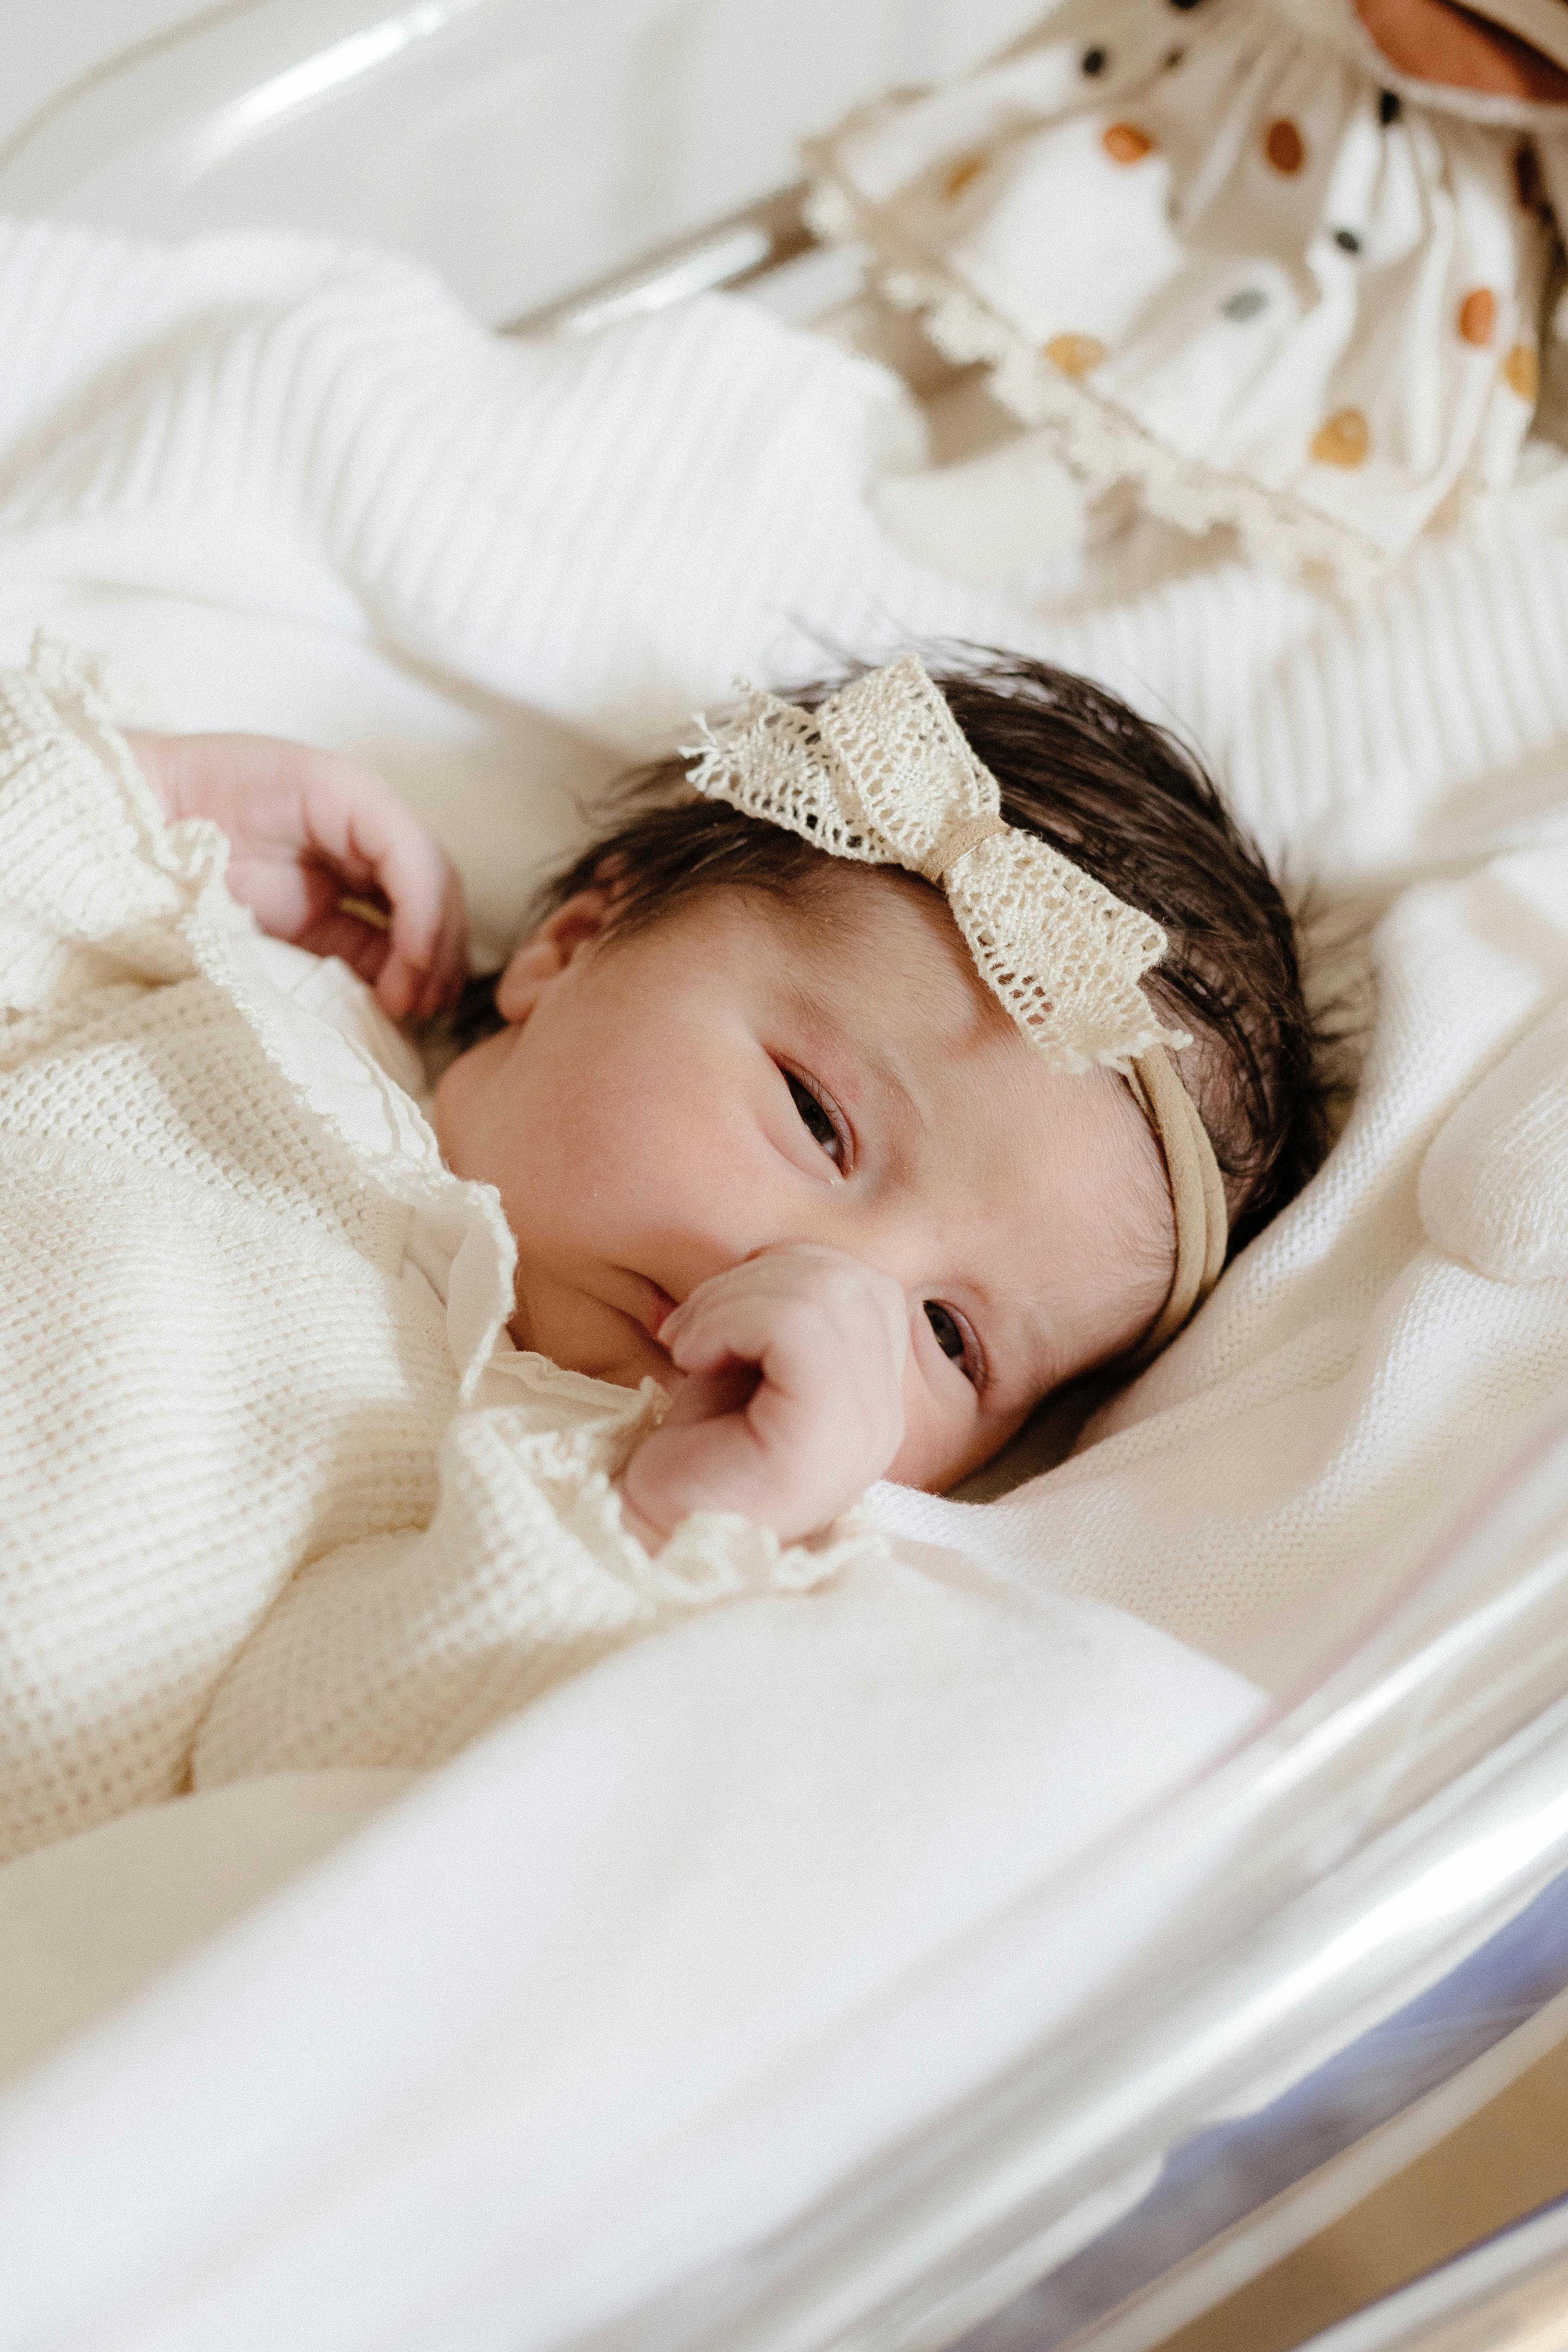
[502,181,816,339]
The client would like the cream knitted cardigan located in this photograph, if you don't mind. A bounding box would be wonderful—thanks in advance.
[0,645,875,1864]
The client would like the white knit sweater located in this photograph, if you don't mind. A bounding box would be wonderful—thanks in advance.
[0,644,873,1864]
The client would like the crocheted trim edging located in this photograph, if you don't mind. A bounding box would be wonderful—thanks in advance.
[685,655,1191,1073]
[805,175,1390,597]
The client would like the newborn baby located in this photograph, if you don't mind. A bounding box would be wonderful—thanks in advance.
[0,641,1322,1858]
[136,651,1324,1548]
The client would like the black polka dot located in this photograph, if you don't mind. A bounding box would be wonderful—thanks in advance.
[1082,45,1108,74]
[1164,46,1185,67]
[1379,89,1401,124]
[1169,0,1204,11]
[1334,227,1362,254]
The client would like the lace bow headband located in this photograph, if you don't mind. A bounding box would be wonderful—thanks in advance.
[684,654,1228,1357]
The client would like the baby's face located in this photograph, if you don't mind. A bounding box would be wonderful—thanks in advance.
[434,875,1174,1491]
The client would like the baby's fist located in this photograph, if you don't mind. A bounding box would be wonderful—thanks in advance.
[130,731,467,1019]
[618,1245,906,1550]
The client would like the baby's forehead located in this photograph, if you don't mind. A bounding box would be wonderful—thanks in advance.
[746,864,1008,1029]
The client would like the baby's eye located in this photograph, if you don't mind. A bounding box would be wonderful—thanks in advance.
[924,1301,979,1386]
[784,1071,847,1167]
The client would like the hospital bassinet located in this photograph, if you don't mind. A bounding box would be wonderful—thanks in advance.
[2,7,1568,2350]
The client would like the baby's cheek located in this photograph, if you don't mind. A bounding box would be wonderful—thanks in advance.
[885,1353,978,1492]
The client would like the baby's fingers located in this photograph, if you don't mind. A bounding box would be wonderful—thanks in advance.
[301,767,467,1019]
[376,862,467,1019]
[664,1251,905,1385]
[662,1283,825,1397]
[625,1252,907,1543]
[662,1255,907,1477]
[369,833,467,1019]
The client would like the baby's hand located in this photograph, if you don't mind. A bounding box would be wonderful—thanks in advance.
[618,1245,907,1551]
[130,732,467,1019]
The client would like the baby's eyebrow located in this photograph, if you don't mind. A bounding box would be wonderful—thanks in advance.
[781,975,932,1141]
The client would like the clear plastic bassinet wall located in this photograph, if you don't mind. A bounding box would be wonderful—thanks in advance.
[586,1407,1568,2352]
[0,0,1039,324]
[4,7,1568,2352]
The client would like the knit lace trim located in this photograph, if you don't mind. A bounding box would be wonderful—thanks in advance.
[804,176,1389,597]
[685,652,1188,1074]
[22,635,520,1400]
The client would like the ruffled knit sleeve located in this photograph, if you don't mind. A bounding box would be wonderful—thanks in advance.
[0,638,882,1843]
[0,639,241,1023]
[190,1351,887,1781]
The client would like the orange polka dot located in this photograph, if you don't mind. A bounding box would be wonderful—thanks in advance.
[940,154,987,201]
[1102,122,1154,164]
[1265,119,1305,174]
[1044,333,1108,376]
[1504,342,1540,401]
[1458,288,1497,347]
[1311,408,1369,467]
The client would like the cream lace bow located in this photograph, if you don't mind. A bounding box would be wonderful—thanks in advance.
[686,652,1189,1075]
[685,654,1229,1355]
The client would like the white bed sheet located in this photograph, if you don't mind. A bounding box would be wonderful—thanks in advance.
[0,213,1565,2348]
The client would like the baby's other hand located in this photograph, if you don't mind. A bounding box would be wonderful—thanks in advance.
[617,1244,907,1550]
[129,732,467,1019]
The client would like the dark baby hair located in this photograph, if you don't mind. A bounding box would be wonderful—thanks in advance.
[461,651,1331,1259]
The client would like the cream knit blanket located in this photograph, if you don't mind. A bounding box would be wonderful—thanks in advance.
[0,644,873,1863]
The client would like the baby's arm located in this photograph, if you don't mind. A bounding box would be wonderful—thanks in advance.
[130,732,467,1019]
[618,1245,908,1551]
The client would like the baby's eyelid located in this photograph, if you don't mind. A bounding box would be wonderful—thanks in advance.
[781,1065,852,1171]
[925,1299,989,1394]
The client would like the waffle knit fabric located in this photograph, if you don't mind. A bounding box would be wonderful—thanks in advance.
[0,643,874,1864]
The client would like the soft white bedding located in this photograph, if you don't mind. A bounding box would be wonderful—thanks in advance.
[0,212,1565,2347]
[2,216,1563,1692]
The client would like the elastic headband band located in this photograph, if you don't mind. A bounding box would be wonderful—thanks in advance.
[1126,1044,1229,1362]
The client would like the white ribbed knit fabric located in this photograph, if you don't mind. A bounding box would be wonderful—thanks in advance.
[0,642,873,1863]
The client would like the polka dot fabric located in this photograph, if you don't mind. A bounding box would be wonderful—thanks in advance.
[806,0,1568,585]
[0,646,877,1861]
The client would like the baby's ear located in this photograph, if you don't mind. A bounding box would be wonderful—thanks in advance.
[495,886,615,1022]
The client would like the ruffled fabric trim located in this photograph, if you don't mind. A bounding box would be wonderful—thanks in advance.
[805,0,1568,592]
[485,1349,885,1602]
[190,1351,887,1782]
[25,640,887,1634]
[805,177,1390,598]
[22,635,520,1401]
